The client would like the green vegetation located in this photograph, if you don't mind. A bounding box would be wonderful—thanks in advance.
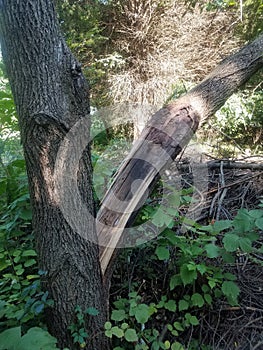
[104,192,263,349]
[68,306,99,348]
[0,65,53,335]
[1,62,262,346]
[1,1,262,349]
[0,326,59,350]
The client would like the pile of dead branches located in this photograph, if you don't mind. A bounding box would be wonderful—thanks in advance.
[110,155,263,350]
[170,156,263,349]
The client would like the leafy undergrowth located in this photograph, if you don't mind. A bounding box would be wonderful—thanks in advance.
[107,184,263,350]
[1,59,263,350]
[1,144,262,350]
[0,157,60,349]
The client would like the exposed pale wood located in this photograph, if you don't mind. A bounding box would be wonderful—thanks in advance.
[97,34,263,275]
[98,105,199,273]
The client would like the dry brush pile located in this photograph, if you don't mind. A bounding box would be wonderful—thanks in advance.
[103,0,241,136]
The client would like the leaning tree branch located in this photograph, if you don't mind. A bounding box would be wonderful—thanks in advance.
[97,34,263,275]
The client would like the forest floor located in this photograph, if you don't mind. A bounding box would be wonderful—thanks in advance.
[110,152,263,350]
[183,156,263,350]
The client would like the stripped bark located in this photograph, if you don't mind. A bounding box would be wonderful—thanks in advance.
[98,34,263,275]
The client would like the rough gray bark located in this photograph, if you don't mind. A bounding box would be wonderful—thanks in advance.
[98,34,263,274]
[0,1,109,349]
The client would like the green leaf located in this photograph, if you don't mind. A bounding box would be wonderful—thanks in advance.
[164,300,177,312]
[134,304,150,324]
[105,330,113,338]
[196,264,207,275]
[86,307,99,316]
[191,293,204,307]
[0,327,21,350]
[248,209,263,219]
[111,309,126,321]
[16,268,25,275]
[221,251,235,263]
[152,209,172,227]
[223,233,239,252]
[247,231,259,241]
[213,220,233,232]
[113,299,127,309]
[121,323,129,330]
[208,279,216,289]
[124,329,138,342]
[189,315,199,326]
[164,340,171,349]
[156,246,170,260]
[239,237,252,252]
[255,217,263,230]
[111,326,124,338]
[13,250,21,257]
[172,330,179,336]
[202,284,210,293]
[204,294,212,305]
[173,321,184,331]
[223,272,236,281]
[221,281,240,305]
[171,341,185,350]
[169,274,182,290]
[0,301,6,318]
[233,209,252,232]
[104,322,112,330]
[26,274,40,280]
[152,340,160,350]
[164,229,178,245]
[167,324,173,331]
[214,288,222,298]
[180,264,197,286]
[205,243,220,258]
[178,299,189,311]
[32,302,44,314]
[18,327,58,350]
[22,250,37,257]
[19,209,32,220]
[24,259,36,267]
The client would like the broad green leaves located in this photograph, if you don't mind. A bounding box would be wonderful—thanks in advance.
[0,327,58,350]
[111,309,126,322]
[221,281,240,305]
[155,246,170,260]
[205,243,220,258]
[191,293,205,308]
[104,322,138,342]
[133,304,151,324]
[180,264,197,286]
[223,233,240,252]
[124,328,138,342]
[107,205,263,349]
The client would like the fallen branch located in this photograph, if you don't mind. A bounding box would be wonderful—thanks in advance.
[97,34,263,275]
[206,172,262,195]
[177,160,263,170]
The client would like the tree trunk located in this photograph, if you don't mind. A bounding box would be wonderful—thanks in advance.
[97,34,263,274]
[0,1,109,349]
